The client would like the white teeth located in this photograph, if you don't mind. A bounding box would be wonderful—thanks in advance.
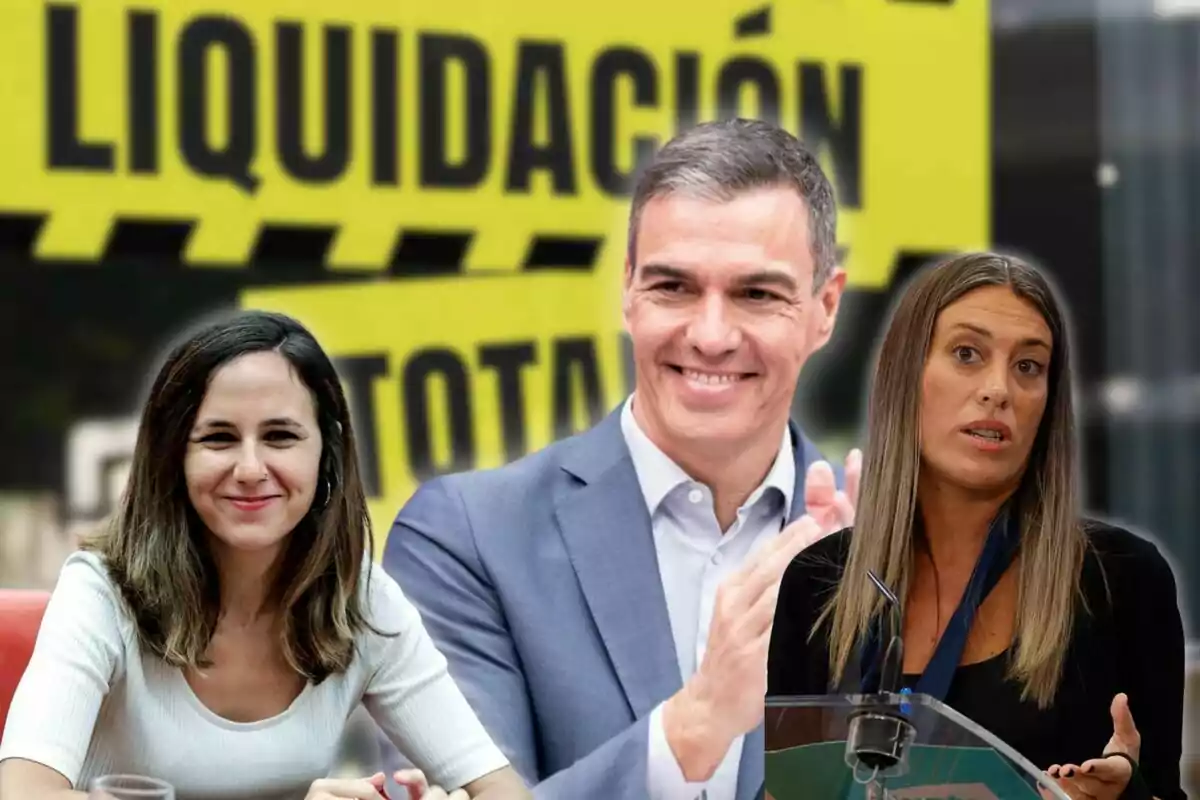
[967,429,1003,441]
[681,369,743,386]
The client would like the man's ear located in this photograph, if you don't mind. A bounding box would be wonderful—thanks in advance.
[812,268,847,351]
[622,257,635,331]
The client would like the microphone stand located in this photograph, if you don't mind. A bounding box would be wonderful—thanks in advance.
[844,570,918,796]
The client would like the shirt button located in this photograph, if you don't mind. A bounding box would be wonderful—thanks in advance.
[711,551,723,566]
[687,488,704,504]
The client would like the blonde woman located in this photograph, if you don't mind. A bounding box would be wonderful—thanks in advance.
[767,253,1184,800]
[0,311,530,800]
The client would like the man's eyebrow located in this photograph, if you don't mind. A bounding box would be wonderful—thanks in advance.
[637,264,692,282]
[637,265,800,293]
[731,270,799,293]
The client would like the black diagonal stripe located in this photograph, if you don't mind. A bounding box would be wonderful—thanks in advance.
[250,224,338,279]
[734,6,771,38]
[891,250,953,284]
[389,230,471,275]
[522,235,601,271]
[103,218,195,264]
[0,213,47,260]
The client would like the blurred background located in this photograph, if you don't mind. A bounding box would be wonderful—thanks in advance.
[2,0,1198,790]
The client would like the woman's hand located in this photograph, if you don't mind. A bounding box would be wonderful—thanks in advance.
[393,768,467,800]
[1042,693,1142,800]
[305,771,389,799]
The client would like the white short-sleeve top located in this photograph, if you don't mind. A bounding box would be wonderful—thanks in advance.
[0,550,509,800]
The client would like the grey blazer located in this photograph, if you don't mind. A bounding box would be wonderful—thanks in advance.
[381,407,838,799]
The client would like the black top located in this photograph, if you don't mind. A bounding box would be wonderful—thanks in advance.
[767,520,1187,799]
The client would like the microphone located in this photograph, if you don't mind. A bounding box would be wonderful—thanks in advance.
[867,569,904,697]
[844,569,917,782]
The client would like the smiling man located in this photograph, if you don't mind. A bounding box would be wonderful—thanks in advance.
[382,118,860,800]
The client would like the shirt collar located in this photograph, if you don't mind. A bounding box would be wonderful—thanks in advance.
[619,395,795,517]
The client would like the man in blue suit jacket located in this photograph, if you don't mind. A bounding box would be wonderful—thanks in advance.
[383,119,860,800]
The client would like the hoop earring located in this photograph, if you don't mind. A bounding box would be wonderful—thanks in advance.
[320,478,332,510]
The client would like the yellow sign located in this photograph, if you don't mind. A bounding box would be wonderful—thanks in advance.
[0,0,988,287]
[242,275,629,552]
[1,0,991,544]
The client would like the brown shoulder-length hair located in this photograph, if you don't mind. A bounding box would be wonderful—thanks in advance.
[818,252,1086,708]
[82,310,384,684]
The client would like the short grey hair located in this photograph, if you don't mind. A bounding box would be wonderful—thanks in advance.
[627,118,839,290]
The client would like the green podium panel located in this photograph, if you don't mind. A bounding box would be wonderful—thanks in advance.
[765,694,1069,800]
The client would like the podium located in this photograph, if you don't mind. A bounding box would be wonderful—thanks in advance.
[764,694,1071,799]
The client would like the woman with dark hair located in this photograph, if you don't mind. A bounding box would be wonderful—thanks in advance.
[767,253,1185,800]
[0,311,529,800]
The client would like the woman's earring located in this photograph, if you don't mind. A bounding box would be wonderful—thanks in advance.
[320,478,332,509]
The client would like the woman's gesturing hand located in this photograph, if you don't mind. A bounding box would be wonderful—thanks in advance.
[1042,694,1144,800]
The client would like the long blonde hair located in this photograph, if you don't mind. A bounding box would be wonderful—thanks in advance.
[819,253,1086,708]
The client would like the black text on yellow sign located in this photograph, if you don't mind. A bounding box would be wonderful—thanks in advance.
[241,274,629,550]
[1,0,989,286]
[45,7,862,203]
[333,336,628,499]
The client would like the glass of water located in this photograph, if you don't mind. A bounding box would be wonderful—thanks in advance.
[90,774,175,799]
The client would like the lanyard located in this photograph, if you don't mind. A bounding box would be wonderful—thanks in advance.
[859,505,1021,701]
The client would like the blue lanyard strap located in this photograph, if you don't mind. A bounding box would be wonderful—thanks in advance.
[859,505,1021,701]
